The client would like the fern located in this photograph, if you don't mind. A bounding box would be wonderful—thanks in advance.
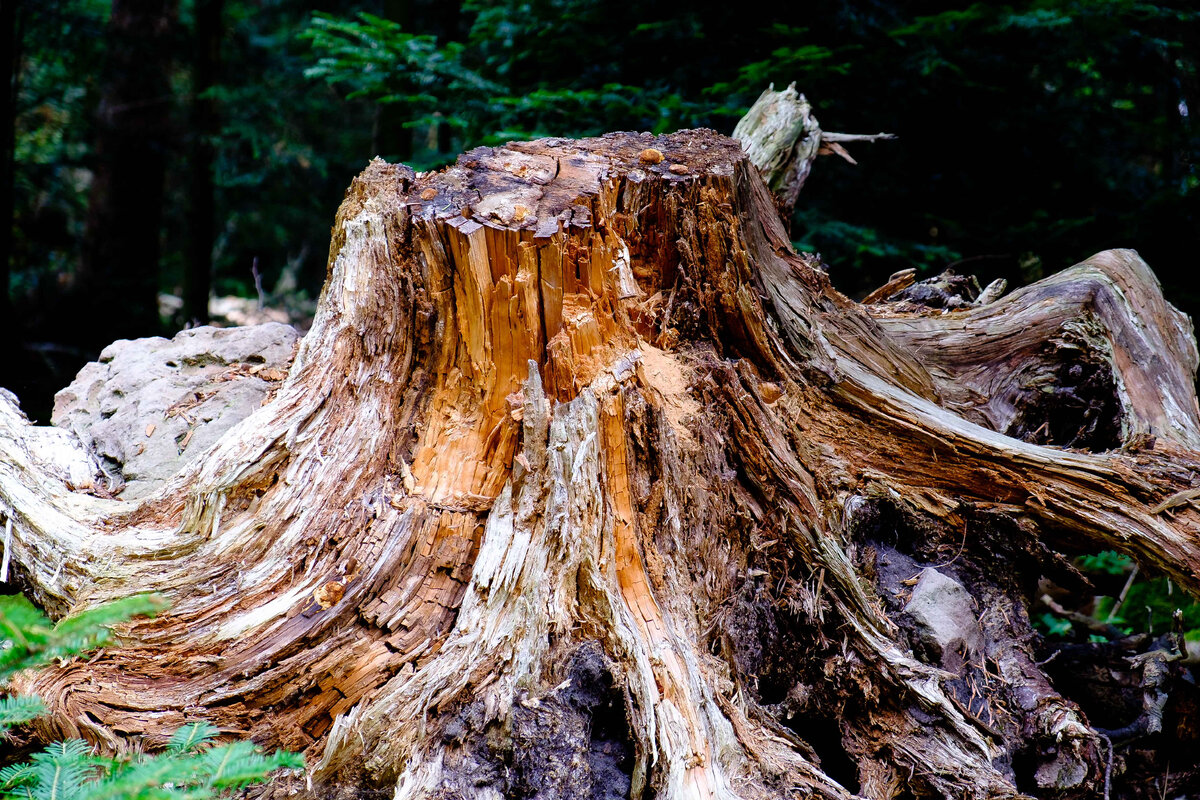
[164,723,217,756]
[193,740,301,790]
[0,758,35,795]
[77,736,301,800]
[0,596,302,800]
[25,740,103,800]
[0,594,167,689]
[0,721,302,800]
[0,695,46,729]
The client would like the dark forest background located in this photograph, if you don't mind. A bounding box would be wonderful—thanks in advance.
[3,0,1197,422]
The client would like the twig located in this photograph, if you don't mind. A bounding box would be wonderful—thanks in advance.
[252,256,265,311]
[1037,649,1062,668]
[1150,486,1200,514]
[660,272,682,339]
[1107,563,1139,622]
[861,268,916,305]
[0,513,11,583]
[820,131,898,144]
[932,520,969,569]
[1040,594,1126,638]
[1099,732,1114,800]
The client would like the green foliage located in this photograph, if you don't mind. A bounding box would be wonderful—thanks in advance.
[0,595,302,800]
[294,0,1199,301]
[0,722,302,800]
[1075,550,1134,576]
[1038,612,1073,637]
[703,25,847,103]
[299,3,714,168]
[10,0,109,295]
[0,593,166,744]
[302,12,501,105]
[0,593,167,686]
[1037,551,1200,640]
[8,0,1200,399]
[1093,574,1200,634]
[0,696,47,731]
[792,208,961,273]
[195,0,378,301]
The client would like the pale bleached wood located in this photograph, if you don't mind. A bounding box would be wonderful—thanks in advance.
[2,129,1198,799]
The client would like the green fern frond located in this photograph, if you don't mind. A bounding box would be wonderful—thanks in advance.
[27,740,102,800]
[44,729,303,800]
[0,759,37,792]
[0,594,300,800]
[82,755,195,800]
[164,723,217,756]
[170,739,302,791]
[0,694,46,731]
[45,595,168,662]
[0,594,167,686]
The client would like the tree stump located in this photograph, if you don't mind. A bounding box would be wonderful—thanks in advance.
[3,129,1200,799]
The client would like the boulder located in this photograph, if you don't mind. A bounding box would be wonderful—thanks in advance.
[52,324,299,499]
[903,567,985,671]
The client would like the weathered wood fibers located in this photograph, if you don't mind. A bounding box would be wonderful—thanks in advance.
[2,129,1200,799]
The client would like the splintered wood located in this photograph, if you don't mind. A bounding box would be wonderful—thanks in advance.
[602,393,723,797]
[6,127,1200,800]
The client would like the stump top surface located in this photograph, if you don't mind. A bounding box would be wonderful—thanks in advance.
[358,129,745,237]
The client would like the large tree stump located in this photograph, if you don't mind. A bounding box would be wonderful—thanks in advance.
[3,129,1200,799]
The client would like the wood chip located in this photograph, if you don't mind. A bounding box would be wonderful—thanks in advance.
[862,269,917,305]
[817,140,857,164]
[314,580,345,609]
[145,423,155,438]
[758,382,783,404]
[639,148,664,165]
[1151,486,1200,514]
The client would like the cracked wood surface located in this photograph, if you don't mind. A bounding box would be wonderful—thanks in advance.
[1,128,1199,799]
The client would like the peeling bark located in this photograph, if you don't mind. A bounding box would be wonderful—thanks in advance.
[2,128,1200,799]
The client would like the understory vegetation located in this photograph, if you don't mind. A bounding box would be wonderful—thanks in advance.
[5,1,1197,420]
[0,594,301,799]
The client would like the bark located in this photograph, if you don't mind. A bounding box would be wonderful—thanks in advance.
[3,128,1200,799]
[0,0,18,329]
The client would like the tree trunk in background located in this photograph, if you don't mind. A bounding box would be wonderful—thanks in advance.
[0,0,19,331]
[5,130,1200,799]
[79,0,175,342]
[181,0,222,326]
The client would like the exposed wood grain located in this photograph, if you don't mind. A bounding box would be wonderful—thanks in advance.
[2,128,1198,799]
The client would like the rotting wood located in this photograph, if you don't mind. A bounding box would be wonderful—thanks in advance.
[734,82,895,216]
[1,125,1199,799]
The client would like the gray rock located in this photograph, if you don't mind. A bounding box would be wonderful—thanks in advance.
[52,324,299,499]
[903,567,984,671]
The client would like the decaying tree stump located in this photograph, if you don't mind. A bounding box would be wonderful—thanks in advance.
[3,126,1200,799]
[733,83,895,218]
